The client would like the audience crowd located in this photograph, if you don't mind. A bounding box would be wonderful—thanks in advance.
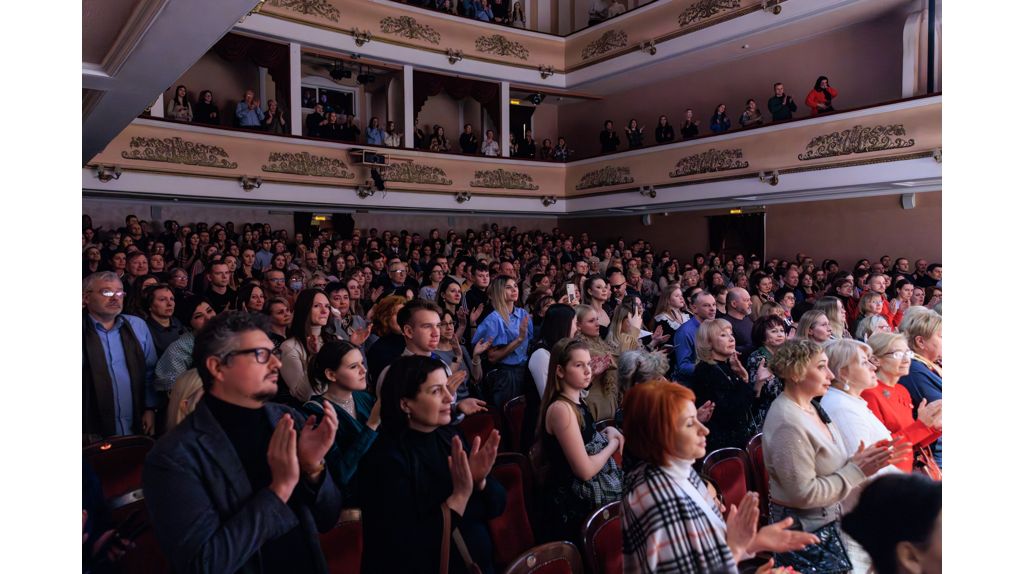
[83,212,942,574]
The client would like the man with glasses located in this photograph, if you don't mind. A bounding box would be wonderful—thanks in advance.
[83,272,159,443]
[263,269,287,300]
[377,261,417,298]
[143,311,342,574]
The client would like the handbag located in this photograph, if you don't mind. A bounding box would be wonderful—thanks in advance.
[570,429,623,507]
[914,445,942,481]
[440,503,483,574]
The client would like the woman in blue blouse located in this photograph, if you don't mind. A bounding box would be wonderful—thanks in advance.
[710,103,731,133]
[301,339,380,506]
[472,274,533,409]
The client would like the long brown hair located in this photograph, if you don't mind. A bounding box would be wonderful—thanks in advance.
[534,338,588,453]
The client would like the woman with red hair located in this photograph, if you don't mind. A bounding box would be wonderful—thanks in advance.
[621,380,819,574]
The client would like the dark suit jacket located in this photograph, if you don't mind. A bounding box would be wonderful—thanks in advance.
[142,400,342,574]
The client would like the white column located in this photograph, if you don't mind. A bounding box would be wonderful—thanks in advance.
[258,66,268,104]
[404,65,415,147]
[151,93,164,118]
[537,0,549,33]
[289,42,302,135]
[500,81,510,157]
[559,0,571,35]
[901,13,922,98]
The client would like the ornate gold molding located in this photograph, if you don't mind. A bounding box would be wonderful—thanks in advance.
[797,124,915,161]
[268,0,339,22]
[582,30,628,60]
[261,151,355,178]
[470,169,539,190]
[380,15,440,45]
[576,166,634,190]
[120,137,238,168]
[678,0,741,27]
[380,162,453,185]
[669,148,749,177]
[475,35,529,60]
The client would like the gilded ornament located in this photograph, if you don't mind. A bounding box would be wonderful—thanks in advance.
[576,166,635,190]
[121,136,238,169]
[261,151,355,178]
[475,35,530,60]
[797,124,916,161]
[470,169,539,190]
[380,16,441,45]
[678,0,740,27]
[267,0,340,22]
[582,30,628,60]
[380,163,453,185]
[669,148,748,177]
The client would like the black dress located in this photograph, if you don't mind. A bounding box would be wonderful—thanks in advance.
[193,102,220,126]
[654,125,675,143]
[359,426,507,574]
[691,360,757,452]
[599,130,620,153]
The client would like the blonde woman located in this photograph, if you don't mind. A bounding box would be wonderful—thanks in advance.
[853,291,884,335]
[166,368,203,431]
[472,274,532,408]
[814,296,849,339]
[575,304,618,421]
[895,309,943,468]
[795,310,832,343]
[652,284,690,348]
[854,314,890,342]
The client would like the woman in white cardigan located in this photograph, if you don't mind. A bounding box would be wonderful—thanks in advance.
[279,289,335,403]
[763,339,909,574]
[820,339,906,574]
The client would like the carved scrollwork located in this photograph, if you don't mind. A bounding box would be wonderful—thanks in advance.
[576,166,635,190]
[475,35,529,60]
[379,163,453,185]
[261,151,354,178]
[267,0,340,22]
[797,124,916,161]
[678,0,741,27]
[669,148,748,177]
[582,30,628,60]
[469,169,539,190]
[379,16,440,45]
[120,137,238,168]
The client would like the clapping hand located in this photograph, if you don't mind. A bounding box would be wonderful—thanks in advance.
[750,517,820,555]
[306,334,320,355]
[267,414,300,502]
[851,440,895,477]
[725,492,760,558]
[467,429,500,488]
[470,303,485,325]
[589,353,612,376]
[517,315,530,341]
[889,299,900,314]
[457,398,488,416]
[473,336,494,357]
[446,370,469,396]
[369,286,384,302]
[696,400,715,423]
[918,398,942,430]
[729,353,749,382]
[753,358,772,394]
[349,325,371,347]
[649,325,671,347]
[298,402,338,478]
[448,436,473,513]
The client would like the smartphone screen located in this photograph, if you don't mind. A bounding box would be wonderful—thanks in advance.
[566,284,577,303]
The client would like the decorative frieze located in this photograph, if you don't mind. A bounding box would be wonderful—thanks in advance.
[379,16,440,44]
[582,30,628,60]
[262,151,354,178]
[380,163,453,185]
[470,169,539,190]
[678,0,741,27]
[576,166,635,190]
[669,149,748,177]
[475,35,530,60]
[120,137,238,169]
[268,0,340,22]
[798,124,916,160]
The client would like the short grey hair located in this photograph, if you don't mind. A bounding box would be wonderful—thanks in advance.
[193,311,269,390]
[617,349,669,395]
[83,271,122,293]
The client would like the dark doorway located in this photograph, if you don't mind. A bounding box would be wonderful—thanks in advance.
[707,212,765,263]
[509,104,536,149]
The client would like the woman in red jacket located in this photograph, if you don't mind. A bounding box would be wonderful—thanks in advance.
[805,76,837,115]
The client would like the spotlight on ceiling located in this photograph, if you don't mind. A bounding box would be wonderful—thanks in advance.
[530,93,546,105]
[356,73,375,85]
[329,61,351,81]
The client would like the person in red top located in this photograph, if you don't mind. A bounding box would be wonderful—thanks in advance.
[862,332,941,473]
[857,273,905,329]
[805,76,837,115]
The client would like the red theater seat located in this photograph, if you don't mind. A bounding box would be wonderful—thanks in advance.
[458,406,503,448]
[502,541,585,574]
[746,434,772,525]
[582,501,622,574]
[83,435,155,500]
[504,396,528,453]
[319,508,362,574]
[699,447,753,518]
[487,453,536,568]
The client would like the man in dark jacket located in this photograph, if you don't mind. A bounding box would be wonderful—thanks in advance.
[767,82,798,121]
[143,312,342,574]
[722,288,755,359]
[305,103,327,138]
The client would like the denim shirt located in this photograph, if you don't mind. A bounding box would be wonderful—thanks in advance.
[235,102,265,127]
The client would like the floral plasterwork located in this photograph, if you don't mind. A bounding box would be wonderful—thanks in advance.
[582,30,628,60]
[475,35,530,60]
[669,149,748,177]
[470,169,539,190]
[120,136,238,168]
[380,16,441,45]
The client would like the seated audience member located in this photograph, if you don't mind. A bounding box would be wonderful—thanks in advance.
[430,125,452,152]
[794,309,832,343]
[680,109,700,138]
[621,380,818,574]
[672,290,717,385]
[263,99,287,134]
[599,120,620,153]
[855,314,890,342]
[262,297,293,350]
[588,0,611,25]
[154,296,216,393]
[325,283,369,344]
[473,275,533,408]
[915,263,942,288]
[459,124,479,154]
[204,261,236,314]
[167,85,193,122]
[764,339,907,573]
[365,117,385,145]
[740,99,764,127]
[194,90,219,125]
[710,104,731,133]
[143,283,185,358]
[359,355,506,574]
[625,119,644,149]
[518,129,537,159]
[773,287,797,324]
[234,282,266,314]
[523,304,577,451]
[302,340,379,505]
[814,295,850,339]
[893,309,943,468]
[305,103,328,138]
[552,136,573,160]
[235,90,265,129]
[746,314,786,432]
[654,115,674,143]
[767,82,798,121]
[806,76,838,115]
[536,338,622,545]
[165,368,203,432]
[143,312,342,574]
[843,474,942,574]
[383,120,403,147]
[279,289,335,403]
[652,285,689,362]
[480,130,500,156]
[340,115,361,142]
[691,319,769,451]
[83,272,159,443]
[365,295,408,386]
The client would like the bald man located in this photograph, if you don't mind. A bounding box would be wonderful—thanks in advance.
[722,287,755,358]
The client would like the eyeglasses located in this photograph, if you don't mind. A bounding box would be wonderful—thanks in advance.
[439,321,455,328]
[392,270,407,275]
[267,278,284,283]
[223,347,281,363]
[882,350,912,360]
[610,282,626,290]
[95,290,126,298]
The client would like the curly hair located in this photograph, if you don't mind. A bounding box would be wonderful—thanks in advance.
[370,295,408,337]
[768,338,823,385]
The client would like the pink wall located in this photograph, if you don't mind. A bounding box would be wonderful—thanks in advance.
[417,91,462,143]
[556,191,941,271]
[164,51,260,126]
[558,15,905,157]
[532,103,560,149]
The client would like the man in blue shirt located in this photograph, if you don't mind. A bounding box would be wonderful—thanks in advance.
[235,90,265,129]
[253,235,274,271]
[673,290,717,386]
[83,272,158,443]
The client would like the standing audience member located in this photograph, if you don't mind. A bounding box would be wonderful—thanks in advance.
[654,115,674,143]
[806,76,838,115]
[746,314,787,432]
[430,125,451,152]
[306,103,327,138]
[193,90,219,125]
[365,117,385,146]
[767,82,798,121]
[599,120,620,153]
[235,90,265,128]
[263,100,287,134]
[553,136,572,160]
[144,283,185,357]
[710,104,731,133]
[204,262,236,314]
[625,119,644,149]
[481,130,500,156]
[459,124,479,154]
[472,275,533,408]
[167,85,193,122]
[518,129,537,159]
[680,109,700,138]
[740,99,764,127]
[383,121,403,147]
[154,295,217,393]
[279,289,335,404]
[673,290,716,385]
[721,287,755,357]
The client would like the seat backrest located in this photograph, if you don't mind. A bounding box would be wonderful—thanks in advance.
[527,442,549,493]
[582,501,623,574]
[83,435,156,500]
[746,434,772,524]
[700,447,752,516]
[504,395,528,453]
[457,406,500,448]
[594,418,616,433]
[108,499,169,574]
[487,453,536,568]
[319,509,362,574]
[503,541,585,574]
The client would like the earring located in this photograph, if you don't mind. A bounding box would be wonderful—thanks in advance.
[843,382,850,391]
